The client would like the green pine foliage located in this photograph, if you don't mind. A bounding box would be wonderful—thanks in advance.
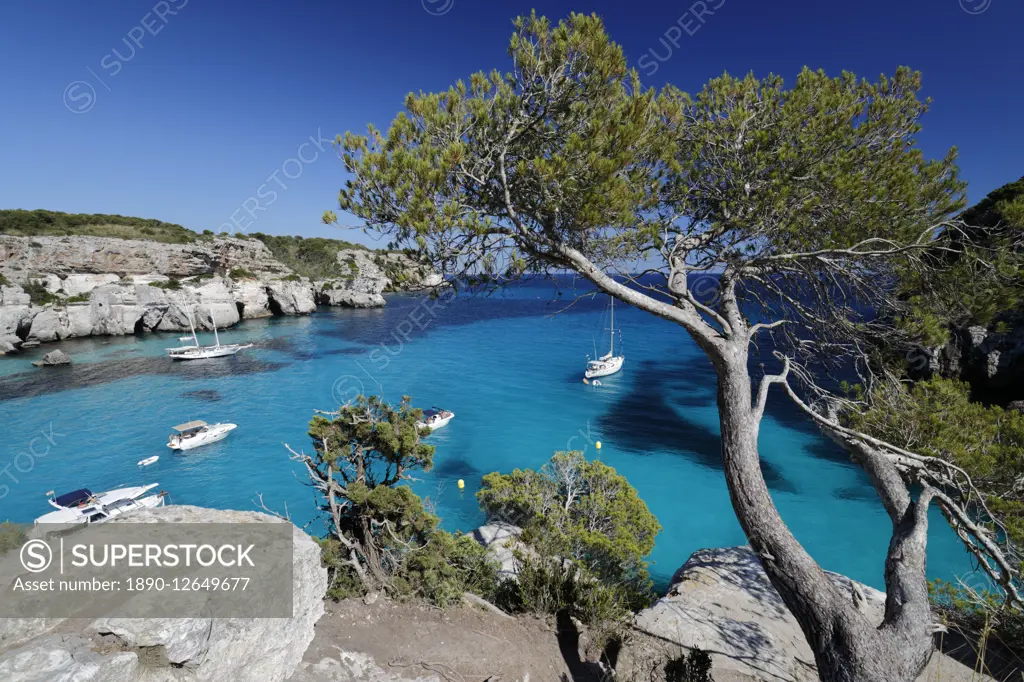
[304,395,497,605]
[847,378,1024,646]
[478,451,661,639]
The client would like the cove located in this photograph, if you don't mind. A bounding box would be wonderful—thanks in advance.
[0,279,973,590]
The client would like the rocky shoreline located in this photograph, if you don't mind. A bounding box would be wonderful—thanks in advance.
[0,235,442,355]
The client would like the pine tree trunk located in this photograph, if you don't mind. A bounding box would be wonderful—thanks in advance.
[713,345,934,682]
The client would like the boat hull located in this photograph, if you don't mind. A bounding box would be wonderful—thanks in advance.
[417,414,454,431]
[167,344,251,360]
[585,356,624,379]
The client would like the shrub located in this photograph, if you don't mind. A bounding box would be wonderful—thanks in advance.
[0,522,27,556]
[65,293,91,303]
[280,274,302,282]
[23,279,60,306]
[228,267,257,280]
[149,278,182,290]
[0,273,10,287]
[480,451,660,643]
[664,649,713,682]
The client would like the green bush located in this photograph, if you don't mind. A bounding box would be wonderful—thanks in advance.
[23,279,60,306]
[664,649,713,682]
[0,273,10,287]
[251,232,367,280]
[228,267,257,280]
[479,451,660,643]
[0,522,27,556]
[149,278,182,290]
[65,293,91,303]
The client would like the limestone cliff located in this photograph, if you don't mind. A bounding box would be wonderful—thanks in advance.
[0,235,441,354]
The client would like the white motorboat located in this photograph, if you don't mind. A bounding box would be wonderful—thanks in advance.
[417,408,454,432]
[167,420,236,450]
[585,297,624,379]
[166,307,252,360]
[36,484,167,525]
[167,420,237,450]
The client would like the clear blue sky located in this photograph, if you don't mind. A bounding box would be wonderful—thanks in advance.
[1,0,1021,247]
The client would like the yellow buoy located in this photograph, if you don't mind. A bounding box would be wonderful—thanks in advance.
[595,441,602,450]
[457,479,465,489]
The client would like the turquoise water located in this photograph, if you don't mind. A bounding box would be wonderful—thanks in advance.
[0,280,971,590]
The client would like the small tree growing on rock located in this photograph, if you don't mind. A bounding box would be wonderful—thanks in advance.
[288,394,495,601]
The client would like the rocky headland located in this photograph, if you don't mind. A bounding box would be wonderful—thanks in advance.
[0,235,442,355]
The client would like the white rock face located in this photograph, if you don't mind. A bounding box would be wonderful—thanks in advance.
[0,506,327,682]
[629,546,990,682]
[316,286,386,309]
[232,279,273,319]
[267,279,317,315]
[62,273,122,296]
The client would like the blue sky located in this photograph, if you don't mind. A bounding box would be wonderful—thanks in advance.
[1,0,1021,247]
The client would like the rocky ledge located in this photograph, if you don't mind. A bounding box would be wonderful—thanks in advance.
[0,235,443,354]
[0,506,327,682]
[623,546,989,682]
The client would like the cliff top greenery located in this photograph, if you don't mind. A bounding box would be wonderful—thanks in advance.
[0,208,199,244]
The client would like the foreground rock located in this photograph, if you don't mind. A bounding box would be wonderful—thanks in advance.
[472,523,525,582]
[626,546,989,682]
[31,349,70,366]
[0,506,327,682]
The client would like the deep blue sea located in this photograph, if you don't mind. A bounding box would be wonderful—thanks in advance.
[0,278,972,590]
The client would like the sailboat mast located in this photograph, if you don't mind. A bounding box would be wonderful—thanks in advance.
[609,297,615,355]
[210,308,221,347]
[188,308,199,347]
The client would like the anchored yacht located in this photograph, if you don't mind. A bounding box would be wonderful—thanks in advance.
[35,484,167,525]
[417,408,454,432]
[167,420,237,450]
[585,297,624,379]
[166,307,253,360]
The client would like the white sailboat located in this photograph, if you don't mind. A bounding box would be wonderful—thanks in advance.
[166,307,253,360]
[585,297,624,379]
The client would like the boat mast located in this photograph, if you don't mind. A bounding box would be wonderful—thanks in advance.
[210,308,221,347]
[188,307,199,347]
[609,297,615,355]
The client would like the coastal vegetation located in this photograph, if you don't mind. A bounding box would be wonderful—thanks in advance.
[0,209,199,244]
[249,233,367,281]
[290,395,496,604]
[292,395,665,657]
[326,11,1022,681]
[0,521,27,555]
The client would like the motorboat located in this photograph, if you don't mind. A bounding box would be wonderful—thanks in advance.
[585,296,625,379]
[35,483,167,525]
[417,408,454,432]
[166,307,253,360]
[167,420,237,450]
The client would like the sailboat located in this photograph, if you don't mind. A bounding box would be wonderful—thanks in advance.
[584,296,624,379]
[165,307,253,360]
